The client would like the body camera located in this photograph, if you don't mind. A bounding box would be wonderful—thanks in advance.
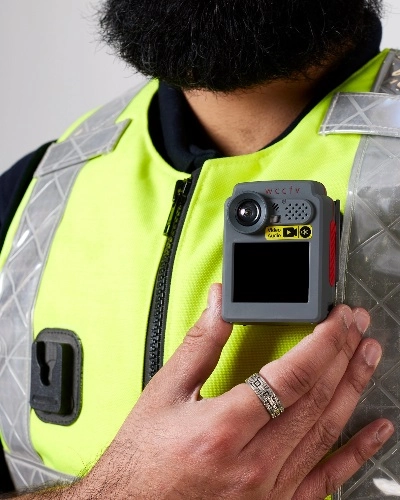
[222,181,340,324]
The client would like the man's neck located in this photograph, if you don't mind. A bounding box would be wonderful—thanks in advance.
[182,70,329,156]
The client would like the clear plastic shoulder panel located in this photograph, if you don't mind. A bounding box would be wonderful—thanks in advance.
[334,50,400,499]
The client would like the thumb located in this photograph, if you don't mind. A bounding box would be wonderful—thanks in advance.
[149,283,233,403]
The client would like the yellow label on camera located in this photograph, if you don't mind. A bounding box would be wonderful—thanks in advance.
[265,225,312,240]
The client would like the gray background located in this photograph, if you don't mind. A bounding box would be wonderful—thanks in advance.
[0,0,399,173]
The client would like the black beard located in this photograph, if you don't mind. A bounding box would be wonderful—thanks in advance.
[98,0,382,92]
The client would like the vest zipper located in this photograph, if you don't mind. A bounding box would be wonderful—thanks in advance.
[143,171,200,386]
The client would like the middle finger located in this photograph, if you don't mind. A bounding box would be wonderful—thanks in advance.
[217,305,367,448]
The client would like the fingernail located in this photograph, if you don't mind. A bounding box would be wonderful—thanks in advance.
[364,342,382,368]
[207,286,216,310]
[343,308,353,329]
[354,309,370,334]
[377,422,394,444]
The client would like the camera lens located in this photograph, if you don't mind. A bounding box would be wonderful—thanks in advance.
[236,200,261,226]
[228,191,268,234]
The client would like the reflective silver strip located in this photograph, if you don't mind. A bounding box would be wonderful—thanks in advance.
[68,83,146,138]
[335,50,400,498]
[0,82,146,490]
[378,50,400,95]
[36,120,131,176]
[321,51,400,139]
[320,92,400,137]
[6,453,75,491]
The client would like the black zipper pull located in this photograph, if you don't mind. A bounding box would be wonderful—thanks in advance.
[164,178,192,236]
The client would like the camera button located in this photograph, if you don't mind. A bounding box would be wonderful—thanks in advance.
[270,215,280,223]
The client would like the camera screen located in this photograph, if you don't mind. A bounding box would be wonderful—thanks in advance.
[233,242,309,303]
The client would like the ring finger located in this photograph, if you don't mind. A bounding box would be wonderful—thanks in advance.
[218,305,366,446]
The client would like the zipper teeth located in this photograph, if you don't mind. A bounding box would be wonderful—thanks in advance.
[147,206,182,379]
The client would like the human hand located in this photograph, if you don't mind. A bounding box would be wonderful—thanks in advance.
[77,284,393,500]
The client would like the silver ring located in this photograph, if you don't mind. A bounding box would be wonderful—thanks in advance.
[245,373,285,419]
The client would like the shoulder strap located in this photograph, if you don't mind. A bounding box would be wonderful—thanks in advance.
[331,50,400,499]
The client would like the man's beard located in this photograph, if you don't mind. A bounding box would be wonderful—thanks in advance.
[98,0,382,92]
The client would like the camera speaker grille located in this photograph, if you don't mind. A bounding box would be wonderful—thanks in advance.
[283,200,313,223]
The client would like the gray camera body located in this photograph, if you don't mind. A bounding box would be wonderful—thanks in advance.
[222,181,340,324]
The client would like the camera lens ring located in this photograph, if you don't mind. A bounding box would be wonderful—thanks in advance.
[228,192,269,234]
[235,199,261,226]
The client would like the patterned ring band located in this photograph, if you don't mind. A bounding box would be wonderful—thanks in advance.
[245,373,285,419]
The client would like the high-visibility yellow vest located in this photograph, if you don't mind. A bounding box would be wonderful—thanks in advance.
[0,49,399,493]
